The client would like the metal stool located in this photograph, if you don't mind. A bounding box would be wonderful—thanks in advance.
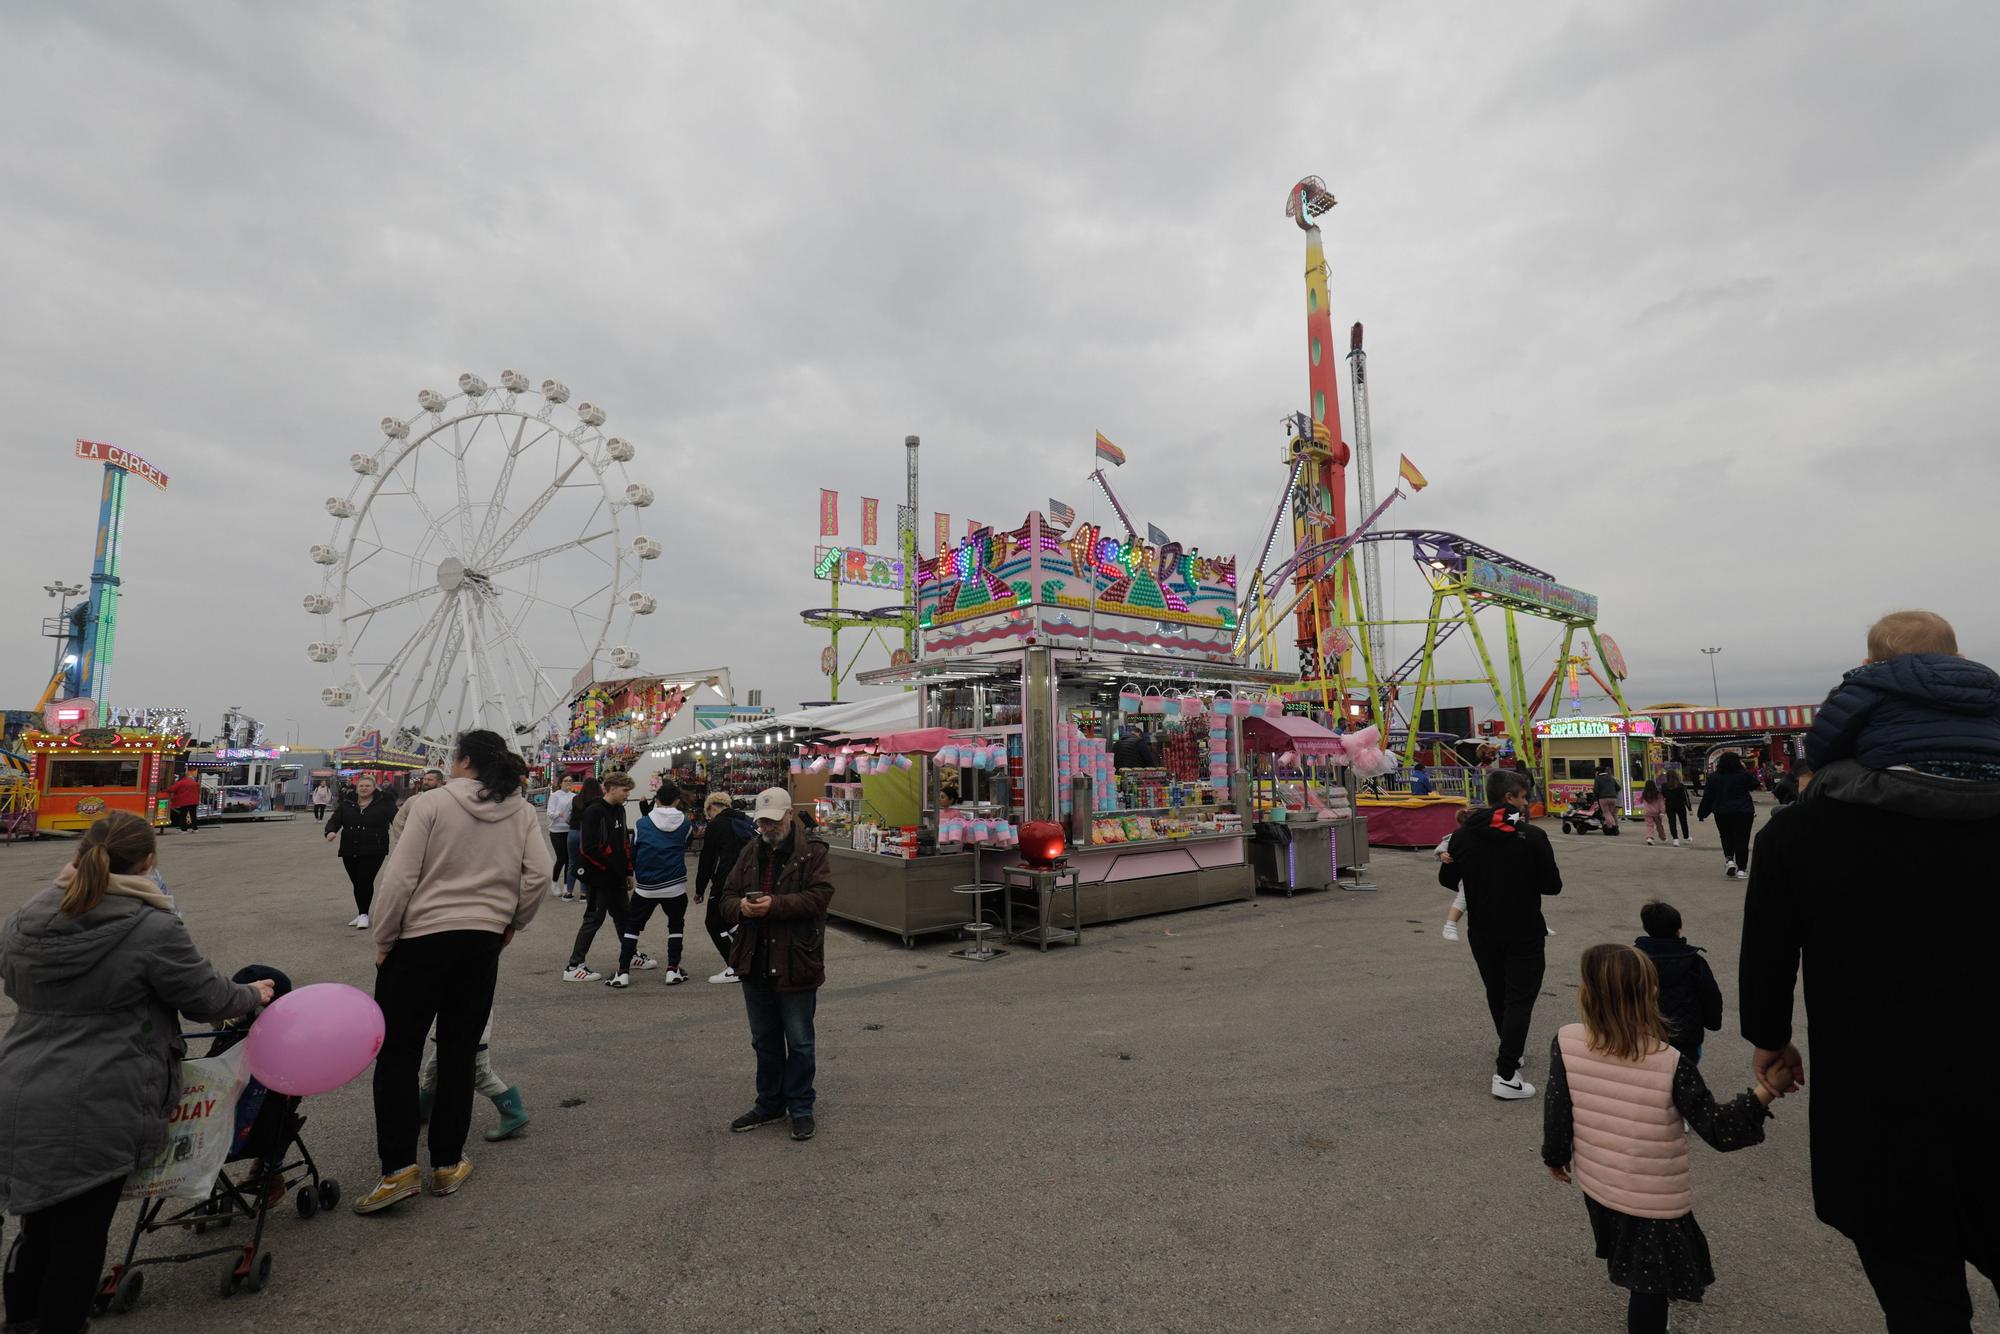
[949,883,1007,961]
[1000,865,1082,950]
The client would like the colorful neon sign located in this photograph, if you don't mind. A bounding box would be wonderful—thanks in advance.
[1531,716,1656,739]
[75,439,170,491]
[813,546,906,590]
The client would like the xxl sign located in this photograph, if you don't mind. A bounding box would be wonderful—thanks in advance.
[1464,558,1597,621]
[75,439,170,491]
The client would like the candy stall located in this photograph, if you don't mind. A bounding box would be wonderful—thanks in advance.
[21,727,186,834]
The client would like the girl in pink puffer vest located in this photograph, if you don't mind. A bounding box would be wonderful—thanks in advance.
[1541,944,1781,1334]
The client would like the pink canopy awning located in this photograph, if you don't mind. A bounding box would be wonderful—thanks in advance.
[861,727,955,754]
[1242,714,1346,754]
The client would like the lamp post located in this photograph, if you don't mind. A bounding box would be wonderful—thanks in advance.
[285,717,300,747]
[1700,647,1723,707]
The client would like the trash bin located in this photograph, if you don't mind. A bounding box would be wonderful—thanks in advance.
[1250,820,1293,889]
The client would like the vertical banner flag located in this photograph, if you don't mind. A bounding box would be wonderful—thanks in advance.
[1397,454,1429,492]
[934,512,951,555]
[1094,431,1126,468]
[861,497,879,546]
[1047,498,1075,528]
[819,489,839,537]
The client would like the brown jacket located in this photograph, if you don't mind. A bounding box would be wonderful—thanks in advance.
[717,829,834,991]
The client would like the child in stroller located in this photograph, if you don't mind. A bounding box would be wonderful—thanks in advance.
[1560,793,1617,835]
[94,966,339,1315]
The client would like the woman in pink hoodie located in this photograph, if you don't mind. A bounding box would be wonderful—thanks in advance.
[353,730,547,1216]
[1541,944,1780,1333]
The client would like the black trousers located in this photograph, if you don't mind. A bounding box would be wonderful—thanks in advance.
[1665,806,1689,839]
[1855,1231,2000,1334]
[373,930,502,1175]
[568,879,628,969]
[702,893,735,965]
[549,832,569,885]
[1467,932,1545,1079]
[1713,811,1754,869]
[312,802,326,820]
[343,853,386,915]
[2,1174,127,1333]
[171,803,198,831]
[1625,1289,1668,1334]
[621,893,688,972]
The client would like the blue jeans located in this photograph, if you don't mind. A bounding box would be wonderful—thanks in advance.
[742,983,817,1116]
[564,830,581,894]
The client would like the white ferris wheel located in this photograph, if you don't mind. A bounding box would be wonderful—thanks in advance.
[306,371,661,755]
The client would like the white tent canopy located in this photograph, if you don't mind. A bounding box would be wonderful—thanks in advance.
[642,692,918,749]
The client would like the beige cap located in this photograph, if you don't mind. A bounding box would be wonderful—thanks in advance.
[751,787,792,821]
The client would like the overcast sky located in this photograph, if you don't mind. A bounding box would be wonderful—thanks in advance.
[3,1,1995,745]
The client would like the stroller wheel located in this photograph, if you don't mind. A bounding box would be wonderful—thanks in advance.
[296,1184,319,1219]
[245,1251,273,1293]
[218,1257,243,1298]
[317,1178,341,1212]
[113,1266,146,1313]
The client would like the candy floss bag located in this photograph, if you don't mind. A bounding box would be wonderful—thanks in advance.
[125,1044,252,1200]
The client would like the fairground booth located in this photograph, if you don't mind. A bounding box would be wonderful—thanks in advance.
[813,510,1369,943]
[20,726,187,834]
[1532,714,1664,817]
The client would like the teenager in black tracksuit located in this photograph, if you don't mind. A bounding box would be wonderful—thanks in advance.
[1439,768,1563,1099]
[695,794,756,980]
[1697,751,1759,878]
[565,778,633,979]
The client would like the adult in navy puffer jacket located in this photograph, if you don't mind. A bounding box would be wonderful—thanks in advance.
[1804,652,2000,777]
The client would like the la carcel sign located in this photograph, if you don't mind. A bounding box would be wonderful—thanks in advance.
[75,440,169,491]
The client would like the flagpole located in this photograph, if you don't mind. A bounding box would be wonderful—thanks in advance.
[1085,470,1099,658]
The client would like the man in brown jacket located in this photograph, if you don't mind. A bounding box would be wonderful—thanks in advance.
[717,787,834,1142]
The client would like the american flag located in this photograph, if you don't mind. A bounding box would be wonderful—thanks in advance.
[1047,498,1075,528]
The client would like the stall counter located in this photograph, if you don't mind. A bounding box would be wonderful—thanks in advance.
[825,844,985,948]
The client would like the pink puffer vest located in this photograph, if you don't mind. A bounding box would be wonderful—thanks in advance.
[1557,1022,1691,1219]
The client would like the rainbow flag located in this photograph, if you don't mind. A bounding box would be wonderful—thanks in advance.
[1094,431,1126,468]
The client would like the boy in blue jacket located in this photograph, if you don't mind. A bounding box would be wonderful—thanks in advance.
[610,782,693,988]
[1805,610,2000,781]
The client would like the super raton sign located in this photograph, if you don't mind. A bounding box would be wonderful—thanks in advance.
[916,512,1238,661]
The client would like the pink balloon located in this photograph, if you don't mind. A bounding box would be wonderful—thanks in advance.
[244,982,384,1096]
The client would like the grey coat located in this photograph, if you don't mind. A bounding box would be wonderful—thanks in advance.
[0,885,260,1214]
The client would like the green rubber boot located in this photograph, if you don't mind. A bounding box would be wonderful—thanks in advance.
[483,1087,529,1142]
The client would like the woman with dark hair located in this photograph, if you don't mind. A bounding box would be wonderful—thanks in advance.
[1659,769,1692,847]
[355,730,547,1215]
[325,772,397,929]
[1696,752,1759,880]
[0,813,271,1332]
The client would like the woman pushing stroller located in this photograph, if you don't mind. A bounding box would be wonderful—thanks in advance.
[0,812,273,1334]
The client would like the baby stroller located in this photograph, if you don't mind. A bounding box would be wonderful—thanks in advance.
[1559,794,1617,835]
[94,968,338,1315]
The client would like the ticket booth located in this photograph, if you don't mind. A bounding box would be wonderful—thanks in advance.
[23,728,186,834]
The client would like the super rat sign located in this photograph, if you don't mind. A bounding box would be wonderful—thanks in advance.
[76,439,169,490]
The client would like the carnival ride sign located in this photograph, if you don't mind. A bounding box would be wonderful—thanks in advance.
[75,439,170,491]
[813,546,906,591]
[1531,716,1656,739]
[1464,558,1598,621]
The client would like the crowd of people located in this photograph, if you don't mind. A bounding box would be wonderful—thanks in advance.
[2,608,1995,1331]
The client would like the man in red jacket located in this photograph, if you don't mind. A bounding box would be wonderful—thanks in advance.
[166,770,202,833]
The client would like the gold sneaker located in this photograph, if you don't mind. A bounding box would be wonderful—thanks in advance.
[352,1165,422,1215]
[429,1159,474,1196]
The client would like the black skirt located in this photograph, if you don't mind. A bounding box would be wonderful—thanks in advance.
[1585,1196,1716,1301]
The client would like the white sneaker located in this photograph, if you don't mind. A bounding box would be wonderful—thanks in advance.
[1728,867,1743,880]
[1724,860,1737,878]
[1645,837,1655,845]
[562,965,603,983]
[709,968,740,985]
[630,953,659,971]
[1545,925,1556,937]
[663,968,688,986]
[605,973,631,989]
[1671,838,1680,847]
[1492,1072,1537,1100]
[347,914,367,928]
[1441,920,1460,941]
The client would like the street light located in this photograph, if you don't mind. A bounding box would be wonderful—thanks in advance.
[285,717,300,746]
[1700,647,1723,707]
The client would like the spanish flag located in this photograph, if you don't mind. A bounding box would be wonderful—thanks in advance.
[1398,454,1429,492]
[1094,431,1126,468]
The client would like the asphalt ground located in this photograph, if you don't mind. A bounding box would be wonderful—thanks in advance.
[2,803,1991,1333]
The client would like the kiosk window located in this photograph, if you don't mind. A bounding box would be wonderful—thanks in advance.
[48,759,142,789]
